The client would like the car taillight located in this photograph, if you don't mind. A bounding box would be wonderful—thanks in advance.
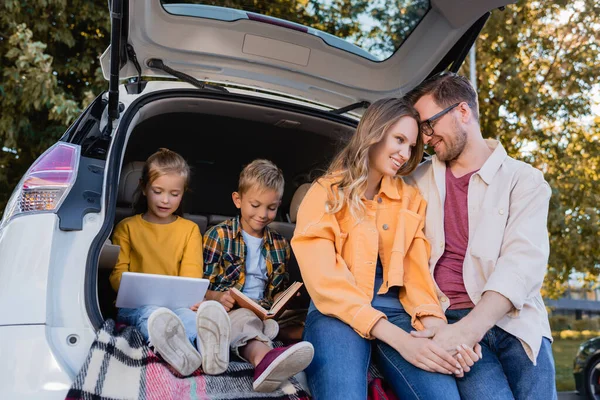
[0,142,80,230]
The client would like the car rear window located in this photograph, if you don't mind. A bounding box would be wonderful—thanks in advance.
[161,0,430,62]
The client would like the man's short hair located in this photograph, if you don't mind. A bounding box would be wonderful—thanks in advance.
[238,159,285,196]
[407,71,479,121]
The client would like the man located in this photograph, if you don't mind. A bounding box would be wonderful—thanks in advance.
[404,72,556,399]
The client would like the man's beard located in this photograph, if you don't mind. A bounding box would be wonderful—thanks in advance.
[436,121,467,162]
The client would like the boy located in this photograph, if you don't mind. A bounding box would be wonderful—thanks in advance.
[202,159,314,392]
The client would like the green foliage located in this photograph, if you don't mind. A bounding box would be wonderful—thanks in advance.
[0,0,109,211]
[1,1,598,295]
[553,339,578,391]
[462,1,600,298]
[572,318,600,332]
[547,315,600,332]
[549,315,574,331]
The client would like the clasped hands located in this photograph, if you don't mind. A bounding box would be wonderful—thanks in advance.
[409,321,483,378]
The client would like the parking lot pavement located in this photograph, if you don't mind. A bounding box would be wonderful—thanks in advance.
[559,391,583,399]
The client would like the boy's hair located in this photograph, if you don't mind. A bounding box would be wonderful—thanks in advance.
[238,159,285,196]
[406,71,480,122]
[132,148,191,215]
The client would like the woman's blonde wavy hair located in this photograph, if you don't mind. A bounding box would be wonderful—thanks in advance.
[324,98,423,220]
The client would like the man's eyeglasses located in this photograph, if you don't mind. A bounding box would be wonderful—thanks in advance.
[419,102,461,137]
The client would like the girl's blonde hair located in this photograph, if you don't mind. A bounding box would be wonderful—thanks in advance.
[133,148,191,216]
[324,98,423,220]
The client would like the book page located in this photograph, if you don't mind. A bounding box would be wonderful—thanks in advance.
[268,282,303,316]
[230,288,268,318]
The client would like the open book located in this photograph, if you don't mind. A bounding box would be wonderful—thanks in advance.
[230,282,304,321]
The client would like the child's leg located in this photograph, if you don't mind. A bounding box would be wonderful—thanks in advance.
[229,308,274,362]
[172,307,198,345]
[195,301,231,375]
[147,308,202,376]
[229,308,314,393]
[240,339,272,367]
[116,305,160,342]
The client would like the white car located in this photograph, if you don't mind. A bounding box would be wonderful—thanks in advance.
[0,1,512,398]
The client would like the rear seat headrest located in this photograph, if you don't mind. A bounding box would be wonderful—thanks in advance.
[118,161,145,204]
[289,183,312,223]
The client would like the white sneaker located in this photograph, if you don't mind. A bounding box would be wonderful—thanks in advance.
[263,319,280,340]
[195,300,231,375]
[147,307,202,376]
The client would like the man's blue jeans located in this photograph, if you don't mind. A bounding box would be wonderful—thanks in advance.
[446,309,557,400]
[117,305,198,345]
[303,305,461,400]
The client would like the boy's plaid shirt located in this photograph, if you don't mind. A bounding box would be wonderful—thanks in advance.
[203,216,290,308]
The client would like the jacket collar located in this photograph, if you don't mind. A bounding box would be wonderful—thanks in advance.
[379,175,402,200]
[476,139,508,185]
[432,139,507,185]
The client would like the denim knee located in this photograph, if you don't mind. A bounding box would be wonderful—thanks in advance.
[303,310,371,400]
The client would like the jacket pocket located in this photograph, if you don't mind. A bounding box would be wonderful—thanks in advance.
[391,210,422,254]
[470,207,509,261]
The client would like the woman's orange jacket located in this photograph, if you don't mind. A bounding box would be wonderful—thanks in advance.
[291,175,445,338]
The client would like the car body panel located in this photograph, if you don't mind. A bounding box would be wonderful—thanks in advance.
[0,214,56,325]
[100,0,513,110]
[0,325,72,399]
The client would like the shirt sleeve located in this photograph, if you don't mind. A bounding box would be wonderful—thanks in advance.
[202,226,226,291]
[274,237,291,295]
[291,182,386,338]
[179,224,204,278]
[109,221,131,292]
[482,167,552,312]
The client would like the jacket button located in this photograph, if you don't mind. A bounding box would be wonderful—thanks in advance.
[377,197,383,203]
[382,224,389,230]
[441,296,449,302]
[499,208,505,215]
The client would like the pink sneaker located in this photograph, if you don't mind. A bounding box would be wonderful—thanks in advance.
[252,342,314,392]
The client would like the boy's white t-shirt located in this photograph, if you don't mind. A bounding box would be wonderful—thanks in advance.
[241,230,268,300]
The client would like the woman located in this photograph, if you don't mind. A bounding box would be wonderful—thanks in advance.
[291,98,478,399]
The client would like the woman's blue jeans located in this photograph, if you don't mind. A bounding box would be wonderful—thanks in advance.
[303,305,460,400]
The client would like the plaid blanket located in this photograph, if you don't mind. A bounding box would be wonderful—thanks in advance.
[66,319,310,400]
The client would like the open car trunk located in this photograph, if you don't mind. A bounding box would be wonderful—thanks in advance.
[97,93,357,320]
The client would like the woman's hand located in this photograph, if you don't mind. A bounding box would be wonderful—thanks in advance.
[454,344,481,376]
[394,335,463,375]
[205,289,236,311]
[410,324,482,376]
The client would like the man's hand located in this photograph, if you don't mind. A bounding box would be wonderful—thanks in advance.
[371,318,462,375]
[416,317,482,375]
[412,322,481,354]
[205,289,236,311]
[394,335,463,375]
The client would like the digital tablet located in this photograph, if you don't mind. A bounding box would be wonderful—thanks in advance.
[116,272,209,310]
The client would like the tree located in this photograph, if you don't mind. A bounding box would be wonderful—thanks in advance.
[462,1,600,298]
[1,1,599,296]
[0,0,109,212]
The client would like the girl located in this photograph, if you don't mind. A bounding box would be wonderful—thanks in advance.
[291,99,479,399]
[109,148,231,376]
